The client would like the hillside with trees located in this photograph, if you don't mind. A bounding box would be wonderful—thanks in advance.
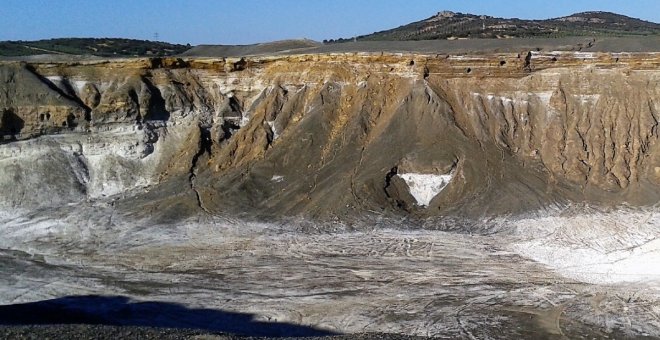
[0,38,191,57]
[327,11,660,43]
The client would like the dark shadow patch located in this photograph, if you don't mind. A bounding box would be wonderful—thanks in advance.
[232,57,247,72]
[66,112,78,128]
[0,109,24,138]
[523,51,533,72]
[228,96,242,115]
[218,119,241,143]
[127,88,142,123]
[150,57,163,69]
[383,166,398,196]
[0,295,337,337]
[140,77,171,121]
[383,166,409,211]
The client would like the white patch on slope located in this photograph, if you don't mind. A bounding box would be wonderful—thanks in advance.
[46,76,63,83]
[397,172,453,207]
[45,76,66,91]
[514,238,660,284]
[240,115,251,127]
[267,121,279,140]
[447,55,483,61]
[271,175,284,183]
[574,52,596,59]
[575,94,601,104]
[512,211,660,285]
[535,91,553,106]
[72,80,88,93]
[473,92,525,107]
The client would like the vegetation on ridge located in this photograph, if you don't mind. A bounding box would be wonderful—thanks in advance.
[327,11,660,42]
[0,38,191,57]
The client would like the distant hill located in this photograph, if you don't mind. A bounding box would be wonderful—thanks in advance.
[328,11,660,42]
[181,39,322,57]
[0,38,191,57]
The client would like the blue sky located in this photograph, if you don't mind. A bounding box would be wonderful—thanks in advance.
[0,0,658,45]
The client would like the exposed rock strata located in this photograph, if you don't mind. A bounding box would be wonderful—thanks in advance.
[1,52,659,220]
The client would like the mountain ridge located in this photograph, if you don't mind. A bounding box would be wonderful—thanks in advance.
[328,11,660,42]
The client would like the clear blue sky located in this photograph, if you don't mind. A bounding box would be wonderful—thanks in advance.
[0,0,658,45]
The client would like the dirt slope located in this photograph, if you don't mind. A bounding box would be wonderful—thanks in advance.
[0,51,659,222]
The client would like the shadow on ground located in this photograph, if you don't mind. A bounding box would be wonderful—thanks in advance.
[0,295,337,337]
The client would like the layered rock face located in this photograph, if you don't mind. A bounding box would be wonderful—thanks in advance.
[1,52,659,220]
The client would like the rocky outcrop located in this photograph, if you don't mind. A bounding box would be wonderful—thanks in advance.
[0,52,659,220]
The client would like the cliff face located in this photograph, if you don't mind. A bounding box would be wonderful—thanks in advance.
[1,52,659,220]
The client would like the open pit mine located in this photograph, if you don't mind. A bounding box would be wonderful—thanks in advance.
[1,50,659,338]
